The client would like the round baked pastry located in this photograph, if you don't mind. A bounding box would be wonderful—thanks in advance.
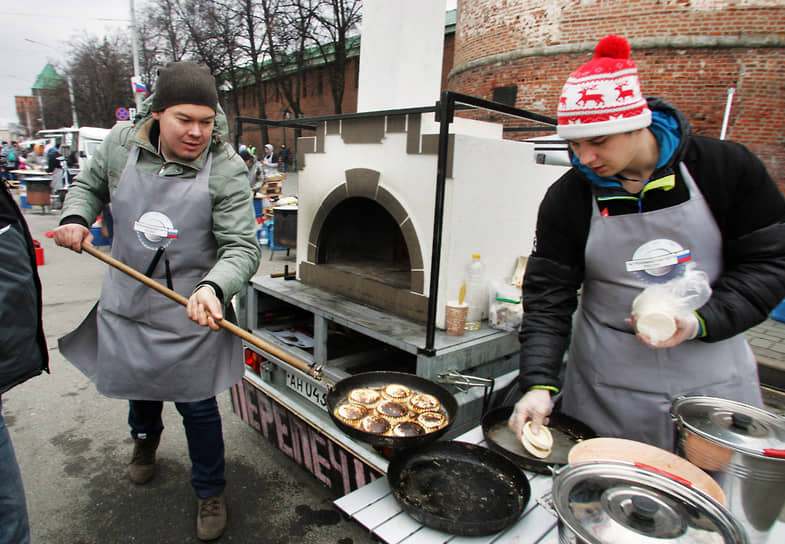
[417,411,447,430]
[335,403,367,426]
[376,400,408,421]
[521,421,553,458]
[392,421,425,437]
[382,383,412,401]
[409,393,440,413]
[348,388,381,406]
[360,415,391,435]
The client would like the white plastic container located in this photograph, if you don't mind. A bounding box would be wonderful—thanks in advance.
[631,289,680,343]
[464,253,487,330]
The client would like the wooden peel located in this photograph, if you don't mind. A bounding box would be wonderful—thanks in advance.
[80,242,321,379]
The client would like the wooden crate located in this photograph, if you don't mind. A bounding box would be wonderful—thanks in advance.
[264,183,282,197]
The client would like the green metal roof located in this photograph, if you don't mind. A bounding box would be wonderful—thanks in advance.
[32,63,63,91]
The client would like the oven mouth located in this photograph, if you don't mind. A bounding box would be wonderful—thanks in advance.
[317,197,411,290]
[301,184,428,323]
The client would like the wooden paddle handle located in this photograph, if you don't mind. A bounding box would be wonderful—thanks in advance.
[80,242,321,379]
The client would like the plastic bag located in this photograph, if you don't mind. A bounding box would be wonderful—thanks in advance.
[631,266,712,343]
[488,279,523,332]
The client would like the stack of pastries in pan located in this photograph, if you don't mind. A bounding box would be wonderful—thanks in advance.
[334,383,448,438]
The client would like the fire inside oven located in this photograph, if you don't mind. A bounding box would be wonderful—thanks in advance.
[317,197,411,290]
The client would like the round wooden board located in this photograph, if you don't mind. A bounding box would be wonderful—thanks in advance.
[568,437,727,506]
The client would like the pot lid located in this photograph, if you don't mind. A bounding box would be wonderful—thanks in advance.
[672,396,785,457]
[552,461,747,544]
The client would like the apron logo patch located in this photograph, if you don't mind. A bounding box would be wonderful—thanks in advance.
[626,238,691,283]
[134,211,179,250]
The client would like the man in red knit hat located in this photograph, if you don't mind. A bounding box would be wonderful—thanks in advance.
[506,35,785,450]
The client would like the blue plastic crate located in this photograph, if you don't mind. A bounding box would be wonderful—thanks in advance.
[89,226,112,247]
[256,224,270,247]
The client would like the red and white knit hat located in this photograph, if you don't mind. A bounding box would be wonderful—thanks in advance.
[557,35,651,139]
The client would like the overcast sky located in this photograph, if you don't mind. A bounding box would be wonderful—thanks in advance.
[1,0,457,130]
[0,0,134,129]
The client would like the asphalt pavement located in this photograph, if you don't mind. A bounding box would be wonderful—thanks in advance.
[4,173,376,544]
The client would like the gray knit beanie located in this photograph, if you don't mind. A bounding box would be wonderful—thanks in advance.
[152,61,218,112]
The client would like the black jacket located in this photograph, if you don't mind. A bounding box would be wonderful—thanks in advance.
[518,98,785,393]
[1,184,48,394]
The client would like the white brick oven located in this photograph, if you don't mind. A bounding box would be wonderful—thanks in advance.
[294,111,568,328]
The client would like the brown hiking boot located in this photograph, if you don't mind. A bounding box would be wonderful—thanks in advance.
[197,492,227,541]
[128,435,160,485]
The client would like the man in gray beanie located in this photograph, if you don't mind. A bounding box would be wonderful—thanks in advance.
[53,61,260,541]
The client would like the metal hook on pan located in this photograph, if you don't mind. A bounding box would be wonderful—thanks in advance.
[436,369,495,416]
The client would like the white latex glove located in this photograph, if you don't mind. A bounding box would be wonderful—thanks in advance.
[186,285,223,331]
[629,312,699,349]
[507,388,554,440]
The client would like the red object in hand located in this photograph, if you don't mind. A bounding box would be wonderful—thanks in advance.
[45,231,54,238]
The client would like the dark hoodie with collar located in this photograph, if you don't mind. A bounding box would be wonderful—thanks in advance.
[517,97,785,394]
[1,184,49,394]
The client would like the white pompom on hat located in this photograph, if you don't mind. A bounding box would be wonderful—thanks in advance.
[557,35,652,139]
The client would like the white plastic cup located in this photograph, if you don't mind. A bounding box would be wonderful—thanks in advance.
[632,289,680,343]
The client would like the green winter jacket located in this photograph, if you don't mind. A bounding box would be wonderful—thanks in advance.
[60,94,260,301]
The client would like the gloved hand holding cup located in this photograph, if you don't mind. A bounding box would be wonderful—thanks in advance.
[631,267,711,345]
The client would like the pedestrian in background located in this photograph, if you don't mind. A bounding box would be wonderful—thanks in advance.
[1,176,49,544]
[260,143,277,178]
[46,144,69,210]
[278,143,290,173]
[54,61,260,541]
[239,148,262,191]
[25,144,47,171]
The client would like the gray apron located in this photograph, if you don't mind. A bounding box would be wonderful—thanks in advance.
[560,163,762,451]
[60,147,242,402]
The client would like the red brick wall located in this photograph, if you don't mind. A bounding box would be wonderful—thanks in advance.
[451,0,785,190]
[223,32,456,155]
[224,58,360,153]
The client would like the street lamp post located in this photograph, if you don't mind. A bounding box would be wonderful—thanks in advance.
[130,0,143,112]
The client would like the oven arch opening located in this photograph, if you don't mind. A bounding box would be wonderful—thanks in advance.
[318,197,411,290]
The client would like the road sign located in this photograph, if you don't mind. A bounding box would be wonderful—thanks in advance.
[115,107,130,120]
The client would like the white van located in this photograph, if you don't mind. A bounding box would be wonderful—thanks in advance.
[36,126,110,171]
[76,127,111,170]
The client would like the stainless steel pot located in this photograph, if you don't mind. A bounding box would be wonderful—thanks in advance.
[551,460,748,544]
[671,396,785,544]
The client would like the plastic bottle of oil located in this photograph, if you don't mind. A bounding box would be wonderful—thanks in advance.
[464,253,486,330]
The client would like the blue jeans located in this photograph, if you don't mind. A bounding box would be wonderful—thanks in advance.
[128,398,225,498]
[0,397,31,544]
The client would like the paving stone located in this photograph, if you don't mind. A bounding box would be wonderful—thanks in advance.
[749,338,774,349]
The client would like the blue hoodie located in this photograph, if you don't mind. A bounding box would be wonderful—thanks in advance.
[572,108,682,189]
